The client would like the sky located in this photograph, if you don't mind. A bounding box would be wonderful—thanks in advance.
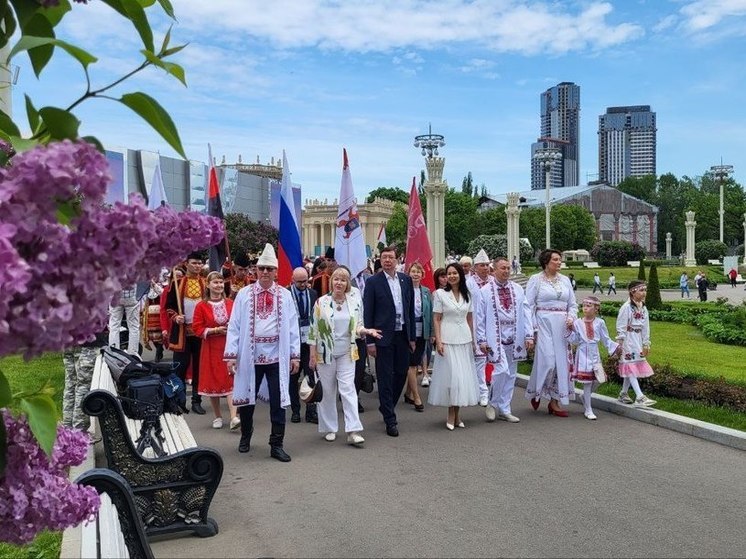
[10,0,746,203]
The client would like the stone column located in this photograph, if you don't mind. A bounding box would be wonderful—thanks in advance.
[665,232,672,260]
[684,211,697,267]
[505,192,522,265]
[423,157,447,268]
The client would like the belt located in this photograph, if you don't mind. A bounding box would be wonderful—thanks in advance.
[626,327,642,333]
[536,307,567,313]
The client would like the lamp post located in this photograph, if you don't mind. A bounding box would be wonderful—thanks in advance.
[414,123,447,267]
[533,148,562,249]
[710,163,733,243]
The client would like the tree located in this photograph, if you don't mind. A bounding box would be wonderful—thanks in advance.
[444,190,479,254]
[646,264,664,310]
[385,202,408,250]
[224,213,278,261]
[617,175,657,205]
[365,187,409,204]
[638,260,646,281]
[467,234,533,263]
[590,241,646,266]
[695,240,728,265]
[549,204,597,252]
[477,207,507,236]
[461,172,474,196]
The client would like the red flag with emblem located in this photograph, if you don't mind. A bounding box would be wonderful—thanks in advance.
[404,177,435,291]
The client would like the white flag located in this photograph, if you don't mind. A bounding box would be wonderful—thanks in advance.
[334,149,367,278]
[147,159,168,209]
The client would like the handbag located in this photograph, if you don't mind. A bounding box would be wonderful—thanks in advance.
[593,362,607,384]
[299,370,323,404]
[360,371,375,394]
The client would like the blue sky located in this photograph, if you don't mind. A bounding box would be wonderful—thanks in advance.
[12,0,746,203]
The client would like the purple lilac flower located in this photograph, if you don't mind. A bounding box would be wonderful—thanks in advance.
[0,410,100,545]
[0,141,225,358]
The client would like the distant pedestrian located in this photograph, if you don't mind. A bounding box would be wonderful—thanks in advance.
[607,273,616,295]
[568,273,577,291]
[592,272,602,294]
[698,273,709,302]
[511,256,518,275]
[728,268,737,288]
[679,272,690,299]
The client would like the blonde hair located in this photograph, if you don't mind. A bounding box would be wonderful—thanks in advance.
[204,271,225,300]
[408,262,424,275]
[330,267,351,293]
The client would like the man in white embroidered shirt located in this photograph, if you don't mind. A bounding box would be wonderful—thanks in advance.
[225,243,300,462]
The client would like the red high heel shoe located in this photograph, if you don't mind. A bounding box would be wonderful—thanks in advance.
[548,402,569,417]
[530,398,540,411]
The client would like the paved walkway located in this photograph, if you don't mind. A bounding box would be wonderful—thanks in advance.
[580,285,746,304]
[150,383,746,558]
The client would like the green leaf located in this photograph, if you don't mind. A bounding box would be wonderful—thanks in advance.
[19,13,55,77]
[161,43,187,58]
[25,94,40,133]
[119,92,186,158]
[158,24,172,55]
[12,0,72,30]
[8,135,40,153]
[82,135,105,153]
[102,0,154,51]
[38,106,80,140]
[0,368,11,407]
[140,49,186,85]
[0,5,17,50]
[20,394,58,457]
[0,107,20,137]
[0,420,6,478]
[56,198,80,225]
[9,36,97,74]
[155,0,175,19]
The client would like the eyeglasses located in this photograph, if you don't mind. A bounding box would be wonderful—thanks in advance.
[257,266,275,272]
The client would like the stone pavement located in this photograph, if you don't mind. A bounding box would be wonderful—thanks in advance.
[578,285,746,305]
[149,383,746,558]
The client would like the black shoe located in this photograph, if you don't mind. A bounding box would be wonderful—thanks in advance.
[414,403,425,412]
[238,437,251,453]
[291,412,301,423]
[404,395,415,405]
[306,414,318,424]
[386,424,399,437]
[358,402,364,413]
[191,402,206,415]
[270,446,291,462]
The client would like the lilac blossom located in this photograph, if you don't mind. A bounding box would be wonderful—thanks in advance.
[0,140,225,358]
[0,410,100,545]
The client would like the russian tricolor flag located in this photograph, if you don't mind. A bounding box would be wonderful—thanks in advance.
[278,150,302,286]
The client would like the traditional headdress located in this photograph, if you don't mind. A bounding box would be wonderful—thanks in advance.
[582,296,601,307]
[257,243,278,268]
[473,249,490,265]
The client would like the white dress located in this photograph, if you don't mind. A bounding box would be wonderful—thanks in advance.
[616,301,654,378]
[428,289,480,407]
[524,273,578,405]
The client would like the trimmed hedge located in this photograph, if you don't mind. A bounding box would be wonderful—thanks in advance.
[605,358,746,413]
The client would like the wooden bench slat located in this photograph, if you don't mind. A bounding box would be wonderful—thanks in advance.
[80,514,98,559]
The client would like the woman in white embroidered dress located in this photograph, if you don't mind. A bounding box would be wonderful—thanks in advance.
[308,267,382,446]
[525,249,578,417]
[427,262,480,430]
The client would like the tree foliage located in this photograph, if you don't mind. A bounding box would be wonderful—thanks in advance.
[590,241,646,266]
[518,205,596,253]
[224,213,278,261]
[695,240,728,265]
[365,187,409,205]
[638,260,646,281]
[444,190,479,254]
[476,207,507,236]
[646,263,664,310]
[466,234,533,262]
[385,202,408,250]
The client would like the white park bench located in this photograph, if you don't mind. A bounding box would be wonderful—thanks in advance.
[82,353,222,540]
[627,261,640,267]
[583,262,600,268]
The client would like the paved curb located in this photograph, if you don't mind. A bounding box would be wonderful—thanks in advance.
[515,374,746,451]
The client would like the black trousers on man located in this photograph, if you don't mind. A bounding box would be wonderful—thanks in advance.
[173,334,201,404]
[374,331,410,428]
[238,363,287,446]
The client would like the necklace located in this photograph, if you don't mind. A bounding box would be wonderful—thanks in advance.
[544,273,563,299]
[332,297,345,311]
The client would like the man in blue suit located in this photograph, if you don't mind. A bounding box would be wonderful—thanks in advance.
[363,246,415,437]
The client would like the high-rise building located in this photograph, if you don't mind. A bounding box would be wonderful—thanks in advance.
[531,81,580,189]
[598,105,657,187]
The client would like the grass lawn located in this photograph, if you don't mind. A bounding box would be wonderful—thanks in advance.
[0,353,64,559]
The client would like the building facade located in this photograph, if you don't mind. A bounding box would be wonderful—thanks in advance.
[531,81,580,189]
[598,105,657,186]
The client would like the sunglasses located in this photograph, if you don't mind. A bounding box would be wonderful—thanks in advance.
[257,266,275,272]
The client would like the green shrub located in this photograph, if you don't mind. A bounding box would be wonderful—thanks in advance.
[637,259,646,280]
[590,240,645,266]
[695,240,727,265]
[646,263,664,310]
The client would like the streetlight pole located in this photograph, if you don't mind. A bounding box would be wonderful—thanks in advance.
[533,148,562,249]
[710,163,733,243]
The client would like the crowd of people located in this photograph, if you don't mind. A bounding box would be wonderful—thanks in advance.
[62,244,660,464]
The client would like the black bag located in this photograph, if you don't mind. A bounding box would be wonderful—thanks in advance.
[160,372,188,415]
[121,374,163,420]
[360,371,375,394]
[102,346,150,388]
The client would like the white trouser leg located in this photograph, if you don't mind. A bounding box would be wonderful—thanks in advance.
[474,354,488,399]
[494,352,518,414]
[108,305,124,348]
[583,383,594,414]
[124,303,140,355]
[336,353,363,433]
[316,361,339,433]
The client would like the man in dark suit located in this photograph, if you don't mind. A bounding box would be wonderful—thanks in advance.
[363,246,415,437]
[288,266,318,423]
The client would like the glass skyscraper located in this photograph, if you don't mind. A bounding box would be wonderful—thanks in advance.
[598,105,657,187]
[531,81,580,190]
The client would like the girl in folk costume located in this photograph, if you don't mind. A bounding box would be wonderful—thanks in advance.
[141,275,166,361]
[616,280,657,407]
[159,266,184,350]
[566,296,620,420]
[192,272,238,430]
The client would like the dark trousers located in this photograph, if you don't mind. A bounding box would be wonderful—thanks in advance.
[375,331,410,427]
[607,286,616,295]
[354,338,367,393]
[239,363,286,427]
[289,344,316,418]
[173,335,201,404]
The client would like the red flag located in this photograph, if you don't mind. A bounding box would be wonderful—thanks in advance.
[207,145,230,272]
[404,177,435,291]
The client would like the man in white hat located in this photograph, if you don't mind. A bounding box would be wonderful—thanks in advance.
[464,250,490,406]
[225,243,300,462]
[475,256,534,423]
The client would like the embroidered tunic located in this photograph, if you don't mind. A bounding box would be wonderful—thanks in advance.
[616,301,654,378]
[566,317,618,383]
[192,299,234,396]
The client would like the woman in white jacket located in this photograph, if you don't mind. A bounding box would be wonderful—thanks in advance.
[308,267,381,446]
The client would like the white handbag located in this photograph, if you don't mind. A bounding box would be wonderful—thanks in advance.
[593,363,607,384]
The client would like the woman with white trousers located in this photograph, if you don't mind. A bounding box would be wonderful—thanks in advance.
[308,267,382,446]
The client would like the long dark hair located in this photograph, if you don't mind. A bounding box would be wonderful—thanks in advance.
[444,263,470,303]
